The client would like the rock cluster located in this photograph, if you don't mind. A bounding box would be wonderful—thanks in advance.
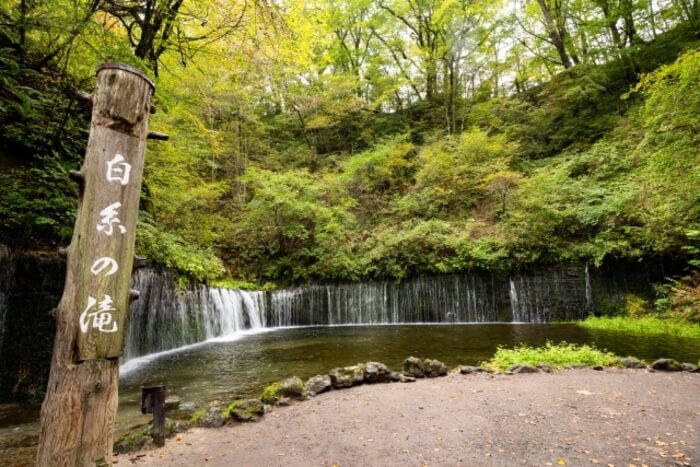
[402,356,448,378]
[497,357,700,374]
[114,352,700,454]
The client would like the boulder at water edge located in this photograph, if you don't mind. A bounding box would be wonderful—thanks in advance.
[196,406,225,428]
[403,357,448,378]
[164,395,181,411]
[650,358,682,371]
[459,365,489,374]
[226,399,265,422]
[506,364,540,374]
[423,359,448,377]
[306,375,332,396]
[260,376,308,404]
[329,364,366,388]
[619,356,646,369]
[403,357,426,378]
[364,362,393,383]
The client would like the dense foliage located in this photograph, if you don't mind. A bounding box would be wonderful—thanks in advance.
[0,0,698,287]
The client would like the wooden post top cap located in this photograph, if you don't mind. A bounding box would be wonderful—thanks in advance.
[141,384,166,389]
[98,62,155,91]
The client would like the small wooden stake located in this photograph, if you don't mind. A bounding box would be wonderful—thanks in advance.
[141,385,166,447]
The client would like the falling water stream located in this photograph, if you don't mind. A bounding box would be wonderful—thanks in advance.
[123,265,593,363]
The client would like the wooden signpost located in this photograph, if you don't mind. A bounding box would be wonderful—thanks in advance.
[36,63,155,467]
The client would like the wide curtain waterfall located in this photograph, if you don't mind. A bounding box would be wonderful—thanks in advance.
[269,274,509,326]
[123,265,596,362]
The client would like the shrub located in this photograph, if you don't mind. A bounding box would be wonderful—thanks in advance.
[484,342,618,372]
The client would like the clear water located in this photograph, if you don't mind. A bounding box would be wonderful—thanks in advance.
[3,323,700,451]
[119,323,700,411]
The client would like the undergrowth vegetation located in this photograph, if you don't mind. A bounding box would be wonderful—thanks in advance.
[484,342,619,371]
[580,316,700,339]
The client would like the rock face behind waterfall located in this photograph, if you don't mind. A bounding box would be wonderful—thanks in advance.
[0,247,64,403]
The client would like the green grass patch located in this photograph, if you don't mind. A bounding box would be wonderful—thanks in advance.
[484,341,619,372]
[580,316,700,339]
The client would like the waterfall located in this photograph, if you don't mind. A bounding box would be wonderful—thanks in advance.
[124,269,266,361]
[508,265,589,323]
[122,264,595,364]
[267,273,505,326]
[585,263,593,310]
[508,278,520,322]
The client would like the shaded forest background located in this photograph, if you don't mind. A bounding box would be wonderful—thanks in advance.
[0,0,698,293]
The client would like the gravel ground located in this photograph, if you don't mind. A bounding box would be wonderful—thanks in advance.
[122,369,700,467]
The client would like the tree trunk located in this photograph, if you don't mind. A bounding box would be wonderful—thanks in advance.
[536,0,573,68]
[596,0,624,49]
[620,0,639,45]
[36,63,154,467]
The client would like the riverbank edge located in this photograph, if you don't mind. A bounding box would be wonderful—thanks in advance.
[114,350,700,454]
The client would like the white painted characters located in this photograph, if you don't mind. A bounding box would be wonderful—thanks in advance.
[79,295,118,333]
[82,152,133,337]
[90,257,118,276]
[96,202,127,236]
[106,154,132,186]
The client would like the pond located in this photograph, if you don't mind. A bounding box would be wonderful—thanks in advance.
[3,323,700,449]
[118,323,700,418]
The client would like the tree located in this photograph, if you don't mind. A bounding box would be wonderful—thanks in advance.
[99,0,280,75]
[482,170,523,216]
[0,0,101,70]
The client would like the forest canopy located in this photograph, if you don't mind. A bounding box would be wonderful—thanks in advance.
[0,0,698,286]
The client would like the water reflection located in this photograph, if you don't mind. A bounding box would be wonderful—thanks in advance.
[120,323,700,408]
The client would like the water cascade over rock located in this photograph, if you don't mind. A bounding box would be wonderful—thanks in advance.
[124,269,266,360]
[268,273,512,326]
[121,265,597,362]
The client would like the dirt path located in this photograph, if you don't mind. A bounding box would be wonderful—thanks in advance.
[123,369,700,467]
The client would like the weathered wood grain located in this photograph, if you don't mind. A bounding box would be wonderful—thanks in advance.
[36,63,154,467]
